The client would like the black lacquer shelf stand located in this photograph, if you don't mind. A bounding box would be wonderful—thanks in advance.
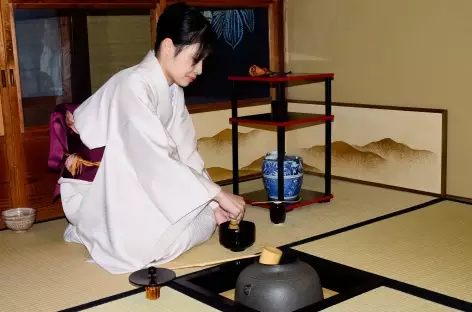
[228,73,335,211]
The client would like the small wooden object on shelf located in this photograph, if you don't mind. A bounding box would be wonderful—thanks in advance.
[228,72,335,211]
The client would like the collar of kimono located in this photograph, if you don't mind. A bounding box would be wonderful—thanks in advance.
[139,50,178,106]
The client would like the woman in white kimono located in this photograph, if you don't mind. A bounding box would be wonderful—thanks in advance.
[51,2,246,274]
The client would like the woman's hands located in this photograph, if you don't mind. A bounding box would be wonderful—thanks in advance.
[214,189,246,222]
[213,206,230,225]
[65,110,79,134]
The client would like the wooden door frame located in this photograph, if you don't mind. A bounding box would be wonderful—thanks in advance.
[6,0,285,127]
[0,0,285,224]
[0,0,27,208]
[1,0,157,213]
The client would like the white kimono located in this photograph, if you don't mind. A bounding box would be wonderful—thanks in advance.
[59,50,221,274]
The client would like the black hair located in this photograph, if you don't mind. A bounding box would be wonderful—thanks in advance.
[154,2,216,64]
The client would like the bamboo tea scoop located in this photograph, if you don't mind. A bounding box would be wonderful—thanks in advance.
[129,266,176,300]
[219,219,256,252]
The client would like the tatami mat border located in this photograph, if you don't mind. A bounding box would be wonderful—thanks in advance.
[170,282,244,312]
[282,197,444,249]
[58,197,456,311]
[59,288,144,312]
[445,195,472,206]
[294,250,472,312]
[172,250,385,312]
[169,241,471,312]
[170,247,471,311]
[170,197,470,311]
[382,277,471,311]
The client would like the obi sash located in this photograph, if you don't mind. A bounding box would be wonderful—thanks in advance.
[48,103,105,200]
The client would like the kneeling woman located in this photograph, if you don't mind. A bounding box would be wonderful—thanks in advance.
[49,2,245,274]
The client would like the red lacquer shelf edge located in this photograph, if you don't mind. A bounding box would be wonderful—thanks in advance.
[229,114,334,127]
[241,189,333,211]
[245,195,334,211]
[228,73,334,82]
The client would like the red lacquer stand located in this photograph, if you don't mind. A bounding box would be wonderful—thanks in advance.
[228,73,335,211]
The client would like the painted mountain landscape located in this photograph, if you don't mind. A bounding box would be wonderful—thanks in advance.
[197,128,440,193]
[197,129,270,182]
[297,138,435,169]
[190,102,444,194]
[295,138,439,192]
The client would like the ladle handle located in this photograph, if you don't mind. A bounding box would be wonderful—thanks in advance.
[164,253,260,270]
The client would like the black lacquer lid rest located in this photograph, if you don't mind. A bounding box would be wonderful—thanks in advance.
[129,266,176,300]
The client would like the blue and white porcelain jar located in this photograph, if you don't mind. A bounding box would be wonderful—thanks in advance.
[261,151,304,200]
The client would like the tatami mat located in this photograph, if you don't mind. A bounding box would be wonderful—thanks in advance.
[83,287,219,312]
[157,176,435,275]
[322,286,459,311]
[294,200,472,303]
[0,176,434,311]
[83,286,338,311]
[0,221,133,311]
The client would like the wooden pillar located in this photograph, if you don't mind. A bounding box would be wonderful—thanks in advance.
[70,13,92,104]
[269,0,284,100]
[277,0,285,73]
[269,1,280,74]
[151,0,166,50]
[0,0,27,208]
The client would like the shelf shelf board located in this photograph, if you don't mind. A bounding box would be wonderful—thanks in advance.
[228,73,334,83]
[242,189,333,211]
[229,112,334,130]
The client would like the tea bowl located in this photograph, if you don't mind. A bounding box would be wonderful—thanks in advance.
[1,208,36,232]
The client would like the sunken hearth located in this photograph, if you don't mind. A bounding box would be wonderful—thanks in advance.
[170,247,384,311]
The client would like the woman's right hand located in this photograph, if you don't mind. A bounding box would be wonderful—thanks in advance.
[66,110,79,134]
[214,190,246,222]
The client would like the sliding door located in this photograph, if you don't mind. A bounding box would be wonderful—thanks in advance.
[1,4,154,228]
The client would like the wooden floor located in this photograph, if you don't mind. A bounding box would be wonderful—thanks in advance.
[0,176,470,311]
